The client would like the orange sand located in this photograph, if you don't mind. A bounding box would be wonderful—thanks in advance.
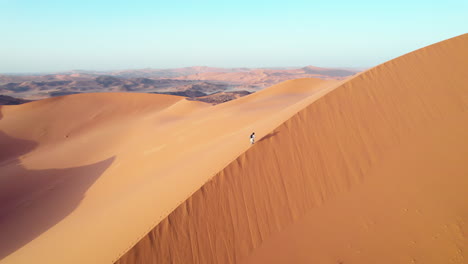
[0,77,336,263]
[116,34,468,263]
[1,34,467,264]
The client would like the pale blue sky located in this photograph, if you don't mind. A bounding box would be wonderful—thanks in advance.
[0,0,466,73]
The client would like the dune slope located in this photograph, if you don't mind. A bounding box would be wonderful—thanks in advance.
[0,78,337,263]
[115,34,468,263]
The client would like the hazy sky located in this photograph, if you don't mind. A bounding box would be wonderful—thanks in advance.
[1,0,467,73]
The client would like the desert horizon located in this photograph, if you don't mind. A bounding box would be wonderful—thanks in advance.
[0,65,367,75]
[0,65,359,104]
[1,0,467,263]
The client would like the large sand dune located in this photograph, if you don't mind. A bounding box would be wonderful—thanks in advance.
[0,33,467,263]
[0,76,336,263]
[115,34,468,263]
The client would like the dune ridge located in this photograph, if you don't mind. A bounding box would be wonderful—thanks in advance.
[115,33,468,263]
[0,75,337,262]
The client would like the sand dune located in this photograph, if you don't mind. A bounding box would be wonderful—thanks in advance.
[0,33,467,264]
[115,34,468,263]
[0,76,337,263]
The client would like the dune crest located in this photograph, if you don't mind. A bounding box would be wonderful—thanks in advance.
[114,34,468,263]
[0,77,337,263]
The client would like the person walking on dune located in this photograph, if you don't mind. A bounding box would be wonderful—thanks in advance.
[250,132,255,145]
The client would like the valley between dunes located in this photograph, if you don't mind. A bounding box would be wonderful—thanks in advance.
[0,33,467,264]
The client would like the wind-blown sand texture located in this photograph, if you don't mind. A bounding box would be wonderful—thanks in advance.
[1,34,467,263]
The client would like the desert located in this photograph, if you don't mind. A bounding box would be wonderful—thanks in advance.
[1,33,467,264]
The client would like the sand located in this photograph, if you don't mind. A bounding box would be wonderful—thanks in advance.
[0,77,336,263]
[115,33,468,263]
[0,33,467,264]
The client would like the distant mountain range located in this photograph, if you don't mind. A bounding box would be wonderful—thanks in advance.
[0,66,359,104]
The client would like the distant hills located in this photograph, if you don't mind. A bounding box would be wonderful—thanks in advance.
[0,95,31,105]
[0,66,358,105]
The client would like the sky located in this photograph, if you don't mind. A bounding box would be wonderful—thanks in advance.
[0,0,467,73]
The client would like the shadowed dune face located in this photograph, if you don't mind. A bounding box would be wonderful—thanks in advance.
[1,101,119,261]
[0,129,115,260]
[0,131,37,163]
[115,34,468,263]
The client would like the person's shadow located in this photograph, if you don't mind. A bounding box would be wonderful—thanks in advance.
[0,107,114,260]
[258,131,280,143]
